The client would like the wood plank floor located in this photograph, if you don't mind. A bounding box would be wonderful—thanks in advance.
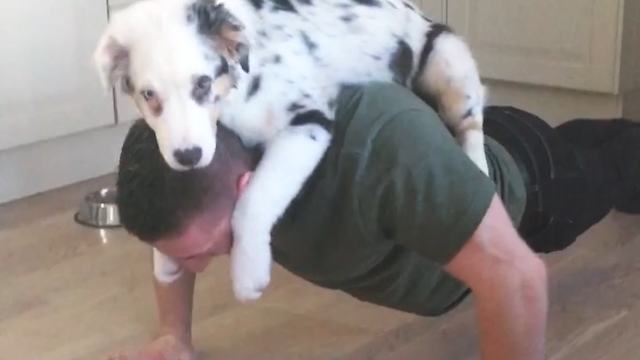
[1,175,639,360]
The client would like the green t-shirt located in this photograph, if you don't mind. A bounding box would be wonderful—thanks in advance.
[270,82,527,317]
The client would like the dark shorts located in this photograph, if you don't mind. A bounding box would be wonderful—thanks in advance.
[443,106,618,311]
[483,106,616,253]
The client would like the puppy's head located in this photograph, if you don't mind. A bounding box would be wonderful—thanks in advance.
[93,0,250,170]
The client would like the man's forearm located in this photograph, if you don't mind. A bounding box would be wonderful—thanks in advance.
[151,251,196,345]
[442,195,549,359]
[474,257,548,360]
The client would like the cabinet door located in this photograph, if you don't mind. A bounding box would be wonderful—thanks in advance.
[448,0,622,93]
[0,0,116,151]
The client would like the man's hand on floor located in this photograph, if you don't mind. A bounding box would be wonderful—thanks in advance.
[102,333,196,360]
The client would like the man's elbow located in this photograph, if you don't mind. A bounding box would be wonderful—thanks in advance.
[445,194,549,300]
[488,252,548,310]
[506,254,548,300]
[526,255,548,284]
[447,236,549,299]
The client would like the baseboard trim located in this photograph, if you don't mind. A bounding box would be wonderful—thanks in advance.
[0,120,135,205]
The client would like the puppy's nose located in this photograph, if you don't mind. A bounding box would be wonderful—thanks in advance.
[173,147,202,167]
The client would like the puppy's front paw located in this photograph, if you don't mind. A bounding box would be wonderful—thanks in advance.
[230,238,272,303]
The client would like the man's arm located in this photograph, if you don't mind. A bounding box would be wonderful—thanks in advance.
[103,251,196,360]
[153,258,196,346]
[348,84,547,358]
[444,194,548,360]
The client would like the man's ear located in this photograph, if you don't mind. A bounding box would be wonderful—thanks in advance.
[191,0,250,68]
[237,171,253,195]
[93,22,131,91]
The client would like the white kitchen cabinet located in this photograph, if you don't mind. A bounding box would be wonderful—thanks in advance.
[447,0,640,95]
[0,0,117,151]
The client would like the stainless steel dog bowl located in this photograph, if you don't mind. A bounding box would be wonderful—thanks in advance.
[74,187,122,228]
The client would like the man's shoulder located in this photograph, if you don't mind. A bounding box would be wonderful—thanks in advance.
[338,81,410,98]
[332,82,445,152]
[337,82,436,116]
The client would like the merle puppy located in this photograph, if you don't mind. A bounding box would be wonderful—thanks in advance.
[93,0,488,303]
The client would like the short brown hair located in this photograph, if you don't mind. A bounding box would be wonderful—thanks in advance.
[116,119,255,243]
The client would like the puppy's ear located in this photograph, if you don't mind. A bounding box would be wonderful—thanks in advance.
[191,0,250,65]
[93,23,130,91]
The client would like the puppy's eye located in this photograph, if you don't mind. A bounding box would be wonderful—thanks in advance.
[195,75,212,91]
[140,89,156,101]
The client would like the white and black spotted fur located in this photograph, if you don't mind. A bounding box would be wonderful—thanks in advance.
[94,0,489,303]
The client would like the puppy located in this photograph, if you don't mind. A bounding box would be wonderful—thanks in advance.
[94,0,488,303]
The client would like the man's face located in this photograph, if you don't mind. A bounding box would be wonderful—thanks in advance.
[153,210,232,273]
[152,172,252,273]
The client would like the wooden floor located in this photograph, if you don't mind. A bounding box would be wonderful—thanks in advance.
[1,175,640,360]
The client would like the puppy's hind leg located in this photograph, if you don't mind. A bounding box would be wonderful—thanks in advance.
[413,24,489,175]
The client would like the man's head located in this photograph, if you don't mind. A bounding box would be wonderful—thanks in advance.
[116,118,258,273]
[93,0,251,170]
